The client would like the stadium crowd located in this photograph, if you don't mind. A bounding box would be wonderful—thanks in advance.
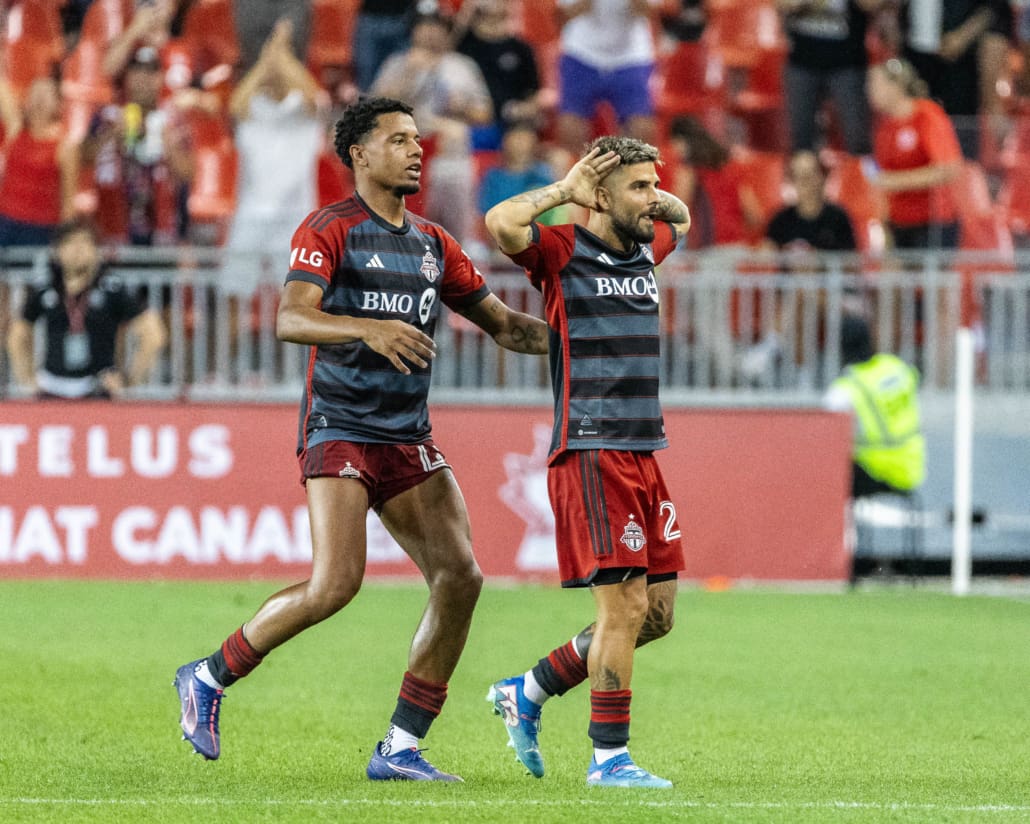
[2,0,1030,396]
[3,0,1030,256]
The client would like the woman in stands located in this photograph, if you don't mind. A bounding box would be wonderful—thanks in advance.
[666,115,764,249]
[0,76,79,247]
[866,58,963,250]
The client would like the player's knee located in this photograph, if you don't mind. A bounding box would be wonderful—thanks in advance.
[429,555,483,602]
[304,580,360,623]
[604,584,648,631]
[643,606,674,642]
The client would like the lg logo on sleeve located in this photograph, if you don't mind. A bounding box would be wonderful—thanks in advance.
[290,247,325,269]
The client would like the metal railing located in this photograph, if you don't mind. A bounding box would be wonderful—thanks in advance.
[2,246,1029,403]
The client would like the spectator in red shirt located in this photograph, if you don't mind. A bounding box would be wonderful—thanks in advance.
[866,58,962,250]
[666,115,763,249]
[0,76,79,247]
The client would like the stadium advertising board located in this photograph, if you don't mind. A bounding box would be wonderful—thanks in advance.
[0,404,851,581]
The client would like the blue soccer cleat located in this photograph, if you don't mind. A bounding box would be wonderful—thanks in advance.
[174,660,223,760]
[586,752,673,788]
[487,675,544,778]
[366,743,463,782]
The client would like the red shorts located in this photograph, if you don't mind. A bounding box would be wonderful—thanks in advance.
[298,439,450,511]
[548,450,685,587]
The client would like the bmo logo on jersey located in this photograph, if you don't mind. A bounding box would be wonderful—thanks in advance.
[361,291,414,314]
[595,271,659,303]
[290,247,325,270]
[362,288,437,324]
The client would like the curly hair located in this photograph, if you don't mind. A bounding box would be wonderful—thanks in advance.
[587,135,661,168]
[333,97,415,169]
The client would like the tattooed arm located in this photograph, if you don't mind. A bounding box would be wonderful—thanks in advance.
[485,147,621,255]
[461,293,549,355]
[655,189,691,238]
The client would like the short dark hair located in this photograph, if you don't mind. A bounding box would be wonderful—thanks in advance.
[333,96,415,168]
[841,314,874,365]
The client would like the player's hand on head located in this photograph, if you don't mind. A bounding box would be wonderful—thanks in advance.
[363,319,437,375]
[561,148,620,209]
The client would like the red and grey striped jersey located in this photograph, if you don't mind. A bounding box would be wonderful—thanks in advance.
[509,221,680,462]
[286,194,490,450]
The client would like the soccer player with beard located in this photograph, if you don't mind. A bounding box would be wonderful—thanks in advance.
[484,136,691,787]
[174,96,548,781]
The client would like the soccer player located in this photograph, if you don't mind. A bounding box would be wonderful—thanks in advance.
[173,96,548,781]
[483,137,690,788]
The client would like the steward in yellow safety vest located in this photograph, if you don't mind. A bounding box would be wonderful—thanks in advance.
[824,315,926,497]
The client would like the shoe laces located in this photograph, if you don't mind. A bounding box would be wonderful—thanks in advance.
[395,746,429,763]
[195,685,223,727]
[606,757,652,779]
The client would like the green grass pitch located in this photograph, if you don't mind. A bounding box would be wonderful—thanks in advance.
[1,580,1028,823]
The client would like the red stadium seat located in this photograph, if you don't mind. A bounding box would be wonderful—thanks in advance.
[2,37,62,95]
[188,138,238,243]
[1,0,65,94]
[952,160,995,225]
[823,152,886,253]
[653,40,726,128]
[725,147,786,228]
[517,0,561,51]
[317,148,354,207]
[707,0,785,70]
[726,46,788,152]
[4,0,63,46]
[998,161,1030,237]
[181,0,239,74]
[307,0,359,75]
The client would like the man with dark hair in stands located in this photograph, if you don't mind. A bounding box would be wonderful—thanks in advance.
[6,219,167,399]
[173,96,549,781]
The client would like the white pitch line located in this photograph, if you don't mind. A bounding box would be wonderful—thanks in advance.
[3,798,1030,813]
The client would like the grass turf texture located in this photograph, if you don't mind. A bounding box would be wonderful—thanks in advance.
[0,581,1028,823]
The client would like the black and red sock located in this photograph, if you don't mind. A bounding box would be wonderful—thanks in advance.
[390,670,448,739]
[531,640,589,697]
[206,626,264,687]
[588,689,631,748]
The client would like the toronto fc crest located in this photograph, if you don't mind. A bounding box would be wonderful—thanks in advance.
[420,250,440,283]
[620,516,646,552]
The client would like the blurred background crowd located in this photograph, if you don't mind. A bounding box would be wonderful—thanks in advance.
[5,0,1030,258]
[2,0,1030,401]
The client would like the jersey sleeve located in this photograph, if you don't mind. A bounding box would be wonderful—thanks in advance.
[651,220,681,264]
[507,223,575,289]
[285,217,337,292]
[438,229,491,311]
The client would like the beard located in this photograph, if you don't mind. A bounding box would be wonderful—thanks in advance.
[612,212,656,246]
[393,182,421,197]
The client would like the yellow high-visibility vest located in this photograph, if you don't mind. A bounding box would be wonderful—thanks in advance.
[831,354,926,491]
